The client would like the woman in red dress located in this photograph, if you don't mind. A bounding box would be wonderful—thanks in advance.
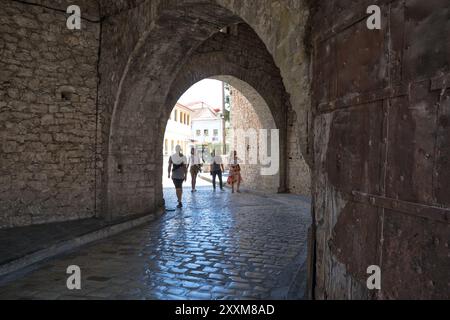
[228,150,242,193]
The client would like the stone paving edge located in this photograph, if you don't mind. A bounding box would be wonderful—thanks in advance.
[0,209,165,278]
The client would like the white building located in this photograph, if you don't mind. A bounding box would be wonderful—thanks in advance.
[163,103,193,156]
[188,102,224,149]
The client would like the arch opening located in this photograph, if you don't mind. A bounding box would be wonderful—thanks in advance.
[162,77,280,197]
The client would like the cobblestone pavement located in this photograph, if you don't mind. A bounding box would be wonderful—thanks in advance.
[0,187,311,300]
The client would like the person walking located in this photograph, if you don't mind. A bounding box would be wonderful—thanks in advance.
[168,145,187,208]
[228,150,242,193]
[188,147,202,192]
[210,150,225,191]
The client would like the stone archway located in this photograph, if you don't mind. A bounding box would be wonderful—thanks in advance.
[159,24,292,196]
[102,9,300,220]
[100,2,243,220]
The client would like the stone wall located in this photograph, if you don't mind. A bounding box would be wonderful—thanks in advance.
[0,0,100,228]
[229,87,279,194]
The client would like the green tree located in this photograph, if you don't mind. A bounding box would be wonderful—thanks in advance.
[223,82,232,123]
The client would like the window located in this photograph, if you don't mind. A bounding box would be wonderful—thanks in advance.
[187,115,190,125]
[204,129,209,136]
[165,139,168,155]
[174,110,178,122]
[213,129,219,136]
[196,130,201,136]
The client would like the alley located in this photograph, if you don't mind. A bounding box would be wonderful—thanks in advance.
[0,187,311,300]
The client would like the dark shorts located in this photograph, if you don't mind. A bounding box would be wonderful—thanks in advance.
[172,178,184,189]
[190,165,200,175]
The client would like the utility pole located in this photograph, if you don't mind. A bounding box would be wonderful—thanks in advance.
[222,81,227,155]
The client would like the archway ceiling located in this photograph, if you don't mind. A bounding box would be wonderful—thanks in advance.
[97,0,148,17]
[112,4,243,128]
[18,1,243,25]
[96,0,243,24]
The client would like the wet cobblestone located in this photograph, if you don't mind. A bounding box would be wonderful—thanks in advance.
[0,187,311,300]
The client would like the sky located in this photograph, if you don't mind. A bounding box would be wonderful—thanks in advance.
[178,79,223,110]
